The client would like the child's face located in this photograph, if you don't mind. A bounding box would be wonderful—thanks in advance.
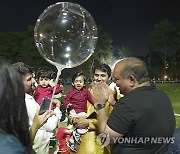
[73,75,85,90]
[38,77,50,88]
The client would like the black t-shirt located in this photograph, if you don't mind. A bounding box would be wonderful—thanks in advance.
[107,84,175,154]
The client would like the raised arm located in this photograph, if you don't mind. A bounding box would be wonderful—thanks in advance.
[30,108,54,141]
[40,99,62,132]
[91,82,123,141]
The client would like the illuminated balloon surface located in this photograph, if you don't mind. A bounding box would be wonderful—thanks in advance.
[34,2,98,68]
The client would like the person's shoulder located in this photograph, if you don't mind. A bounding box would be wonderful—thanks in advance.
[65,87,74,96]
[25,93,39,107]
[68,87,75,93]
[82,87,91,93]
[0,133,25,153]
[45,85,54,90]
[0,133,20,144]
[34,85,43,93]
[36,85,42,90]
[25,93,34,100]
[114,96,131,108]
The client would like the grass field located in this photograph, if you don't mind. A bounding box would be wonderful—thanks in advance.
[156,83,180,127]
[62,83,180,127]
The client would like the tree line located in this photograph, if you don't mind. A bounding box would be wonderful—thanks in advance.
[0,20,180,80]
[147,19,180,80]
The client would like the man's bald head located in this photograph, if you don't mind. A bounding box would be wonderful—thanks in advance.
[115,57,149,84]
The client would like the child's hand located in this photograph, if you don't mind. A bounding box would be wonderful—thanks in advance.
[60,84,64,93]
[67,103,72,108]
[49,79,56,87]
[73,117,89,129]
[52,98,61,108]
[72,117,79,125]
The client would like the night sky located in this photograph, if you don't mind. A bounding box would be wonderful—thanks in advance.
[0,0,180,56]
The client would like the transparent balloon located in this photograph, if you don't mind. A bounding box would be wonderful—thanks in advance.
[34,2,98,69]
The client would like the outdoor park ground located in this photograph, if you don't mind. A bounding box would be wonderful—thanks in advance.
[156,83,180,127]
[62,83,180,127]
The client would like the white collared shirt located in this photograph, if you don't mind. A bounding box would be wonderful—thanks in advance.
[25,93,62,139]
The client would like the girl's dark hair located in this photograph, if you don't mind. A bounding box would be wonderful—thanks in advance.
[36,66,55,80]
[0,61,34,153]
[72,71,86,84]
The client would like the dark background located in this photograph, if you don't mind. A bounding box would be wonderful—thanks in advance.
[0,0,180,56]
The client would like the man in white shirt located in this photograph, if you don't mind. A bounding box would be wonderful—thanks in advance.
[13,62,62,154]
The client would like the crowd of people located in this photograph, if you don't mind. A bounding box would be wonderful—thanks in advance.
[0,57,179,154]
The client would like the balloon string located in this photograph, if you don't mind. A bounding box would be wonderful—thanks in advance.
[48,67,63,111]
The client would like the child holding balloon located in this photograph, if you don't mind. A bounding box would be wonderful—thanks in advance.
[34,66,62,110]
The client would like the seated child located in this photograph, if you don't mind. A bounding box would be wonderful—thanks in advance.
[63,71,93,152]
[34,66,62,109]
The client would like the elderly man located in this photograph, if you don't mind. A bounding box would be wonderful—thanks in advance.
[92,57,175,154]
